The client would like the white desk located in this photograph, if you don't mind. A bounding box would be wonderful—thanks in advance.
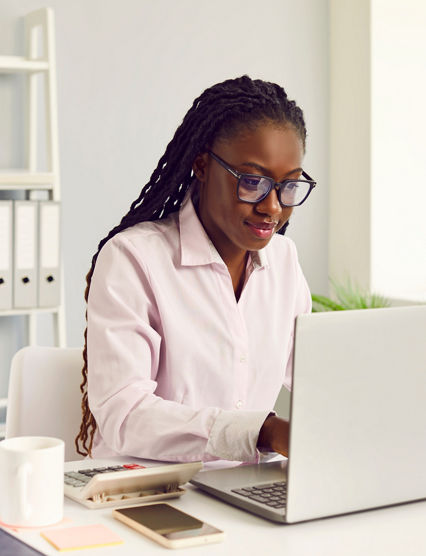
[4,458,426,556]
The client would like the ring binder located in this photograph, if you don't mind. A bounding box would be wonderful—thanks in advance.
[13,201,38,308]
[38,201,61,307]
[0,201,13,310]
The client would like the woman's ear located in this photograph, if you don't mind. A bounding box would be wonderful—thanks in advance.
[192,153,209,183]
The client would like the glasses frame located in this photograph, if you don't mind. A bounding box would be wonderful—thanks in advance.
[208,150,316,207]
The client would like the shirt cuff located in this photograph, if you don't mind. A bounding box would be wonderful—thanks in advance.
[205,409,272,463]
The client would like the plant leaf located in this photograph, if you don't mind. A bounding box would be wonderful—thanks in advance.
[311,294,345,312]
[311,278,391,311]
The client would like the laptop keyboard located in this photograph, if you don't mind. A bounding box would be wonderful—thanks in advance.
[231,481,287,509]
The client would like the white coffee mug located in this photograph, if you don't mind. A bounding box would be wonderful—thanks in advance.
[0,436,64,527]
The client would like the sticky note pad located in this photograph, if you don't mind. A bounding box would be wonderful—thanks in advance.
[41,524,123,551]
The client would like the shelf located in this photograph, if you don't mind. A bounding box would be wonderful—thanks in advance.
[0,170,55,188]
[0,307,60,317]
[1,9,66,351]
[0,55,49,73]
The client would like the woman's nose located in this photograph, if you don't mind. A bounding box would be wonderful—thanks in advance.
[255,187,282,217]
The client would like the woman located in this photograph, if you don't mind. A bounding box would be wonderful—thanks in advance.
[76,76,316,463]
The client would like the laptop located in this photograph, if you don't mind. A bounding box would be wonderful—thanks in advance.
[191,305,426,523]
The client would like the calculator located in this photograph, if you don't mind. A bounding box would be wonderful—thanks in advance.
[64,460,202,509]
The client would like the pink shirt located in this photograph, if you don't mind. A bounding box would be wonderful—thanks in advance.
[87,191,311,463]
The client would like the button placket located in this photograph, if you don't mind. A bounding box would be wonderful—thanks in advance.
[210,257,252,411]
[233,300,250,411]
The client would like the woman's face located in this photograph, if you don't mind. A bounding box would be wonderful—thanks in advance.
[193,123,304,262]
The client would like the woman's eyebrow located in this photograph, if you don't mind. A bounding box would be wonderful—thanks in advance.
[240,161,269,173]
[240,161,303,178]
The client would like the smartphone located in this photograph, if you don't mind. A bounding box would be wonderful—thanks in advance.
[113,503,224,549]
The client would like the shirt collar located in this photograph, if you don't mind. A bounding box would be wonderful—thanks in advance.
[250,248,268,270]
[179,189,269,270]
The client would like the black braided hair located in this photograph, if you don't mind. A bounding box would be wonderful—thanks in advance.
[76,75,307,456]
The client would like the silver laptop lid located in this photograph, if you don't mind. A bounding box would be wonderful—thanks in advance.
[286,305,426,523]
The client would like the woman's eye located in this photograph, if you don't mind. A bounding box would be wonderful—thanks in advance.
[242,177,261,189]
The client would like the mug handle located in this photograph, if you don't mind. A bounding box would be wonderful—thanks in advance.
[17,462,32,520]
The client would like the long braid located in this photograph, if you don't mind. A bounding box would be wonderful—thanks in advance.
[75,75,307,456]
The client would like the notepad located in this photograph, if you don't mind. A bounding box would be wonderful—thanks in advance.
[41,524,123,551]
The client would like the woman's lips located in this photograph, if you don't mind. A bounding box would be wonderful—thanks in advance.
[245,220,277,239]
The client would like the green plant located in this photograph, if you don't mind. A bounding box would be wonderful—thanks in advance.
[311,279,391,312]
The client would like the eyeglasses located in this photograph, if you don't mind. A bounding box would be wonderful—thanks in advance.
[208,150,316,207]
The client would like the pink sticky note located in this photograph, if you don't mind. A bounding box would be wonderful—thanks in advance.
[41,524,123,551]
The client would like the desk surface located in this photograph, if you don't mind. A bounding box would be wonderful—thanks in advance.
[3,457,426,556]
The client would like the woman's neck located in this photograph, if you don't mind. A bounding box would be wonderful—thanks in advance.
[225,250,249,300]
[192,185,249,299]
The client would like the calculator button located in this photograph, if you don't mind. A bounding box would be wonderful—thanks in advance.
[65,478,84,487]
[64,472,91,483]
[123,464,146,470]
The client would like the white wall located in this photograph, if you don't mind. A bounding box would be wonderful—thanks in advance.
[329,0,426,303]
[0,0,329,411]
[371,0,426,302]
[329,0,371,289]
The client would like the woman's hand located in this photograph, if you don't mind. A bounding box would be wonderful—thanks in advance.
[257,415,290,457]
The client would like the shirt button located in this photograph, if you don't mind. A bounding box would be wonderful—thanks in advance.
[240,356,246,363]
[236,400,243,409]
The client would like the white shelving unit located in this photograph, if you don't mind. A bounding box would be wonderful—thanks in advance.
[0,8,66,427]
[0,171,55,187]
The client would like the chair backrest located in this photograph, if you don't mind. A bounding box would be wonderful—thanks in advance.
[6,346,85,461]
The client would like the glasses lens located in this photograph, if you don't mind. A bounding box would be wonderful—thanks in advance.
[238,175,271,202]
[280,181,311,206]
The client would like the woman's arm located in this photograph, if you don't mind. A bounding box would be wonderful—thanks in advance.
[87,233,269,463]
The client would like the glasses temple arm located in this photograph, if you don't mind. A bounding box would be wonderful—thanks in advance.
[302,170,316,183]
[208,150,241,179]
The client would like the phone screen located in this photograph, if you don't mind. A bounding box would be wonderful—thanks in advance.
[115,504,222,540]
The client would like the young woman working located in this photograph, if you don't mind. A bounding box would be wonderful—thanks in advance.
[76,76,316,463]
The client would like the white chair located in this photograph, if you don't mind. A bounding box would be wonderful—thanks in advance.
[6,346,85,461]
